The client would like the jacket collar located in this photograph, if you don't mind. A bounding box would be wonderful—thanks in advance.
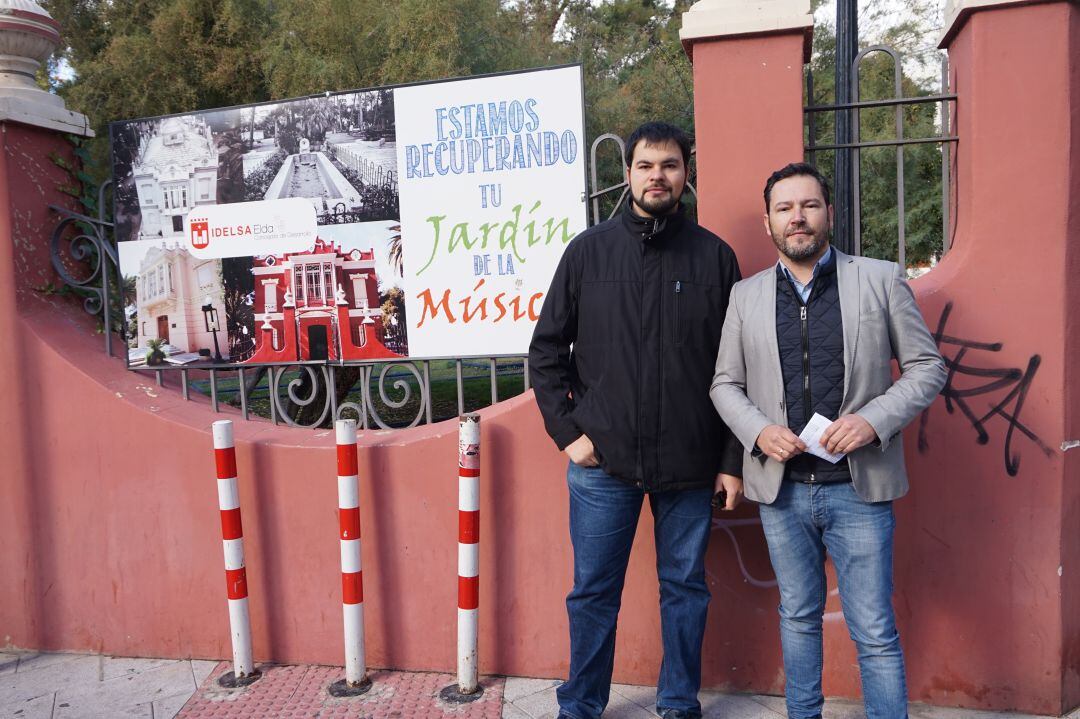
[620,197,685,243]
[775,244,839,287]
[833,248,860,394]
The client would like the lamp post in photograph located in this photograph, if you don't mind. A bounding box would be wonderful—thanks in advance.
[203,295,225,363]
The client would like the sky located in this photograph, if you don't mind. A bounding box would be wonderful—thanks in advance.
[813,0,947,88]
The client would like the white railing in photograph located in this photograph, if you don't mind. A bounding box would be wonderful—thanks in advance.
[328,142,398,190]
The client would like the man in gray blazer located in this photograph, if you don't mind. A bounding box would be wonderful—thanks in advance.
[710,163,945,719]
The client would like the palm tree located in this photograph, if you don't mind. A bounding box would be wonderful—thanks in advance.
[387,225,403,278]
[119,274,138,345]
[121,273,137,304]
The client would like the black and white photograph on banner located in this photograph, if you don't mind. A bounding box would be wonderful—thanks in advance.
[110,89,398,243]
[110,109,239,244]
[236,89,398,226]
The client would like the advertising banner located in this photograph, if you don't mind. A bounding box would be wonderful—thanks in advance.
[112,65,587,368]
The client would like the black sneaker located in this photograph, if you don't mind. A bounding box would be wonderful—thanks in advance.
[659,710,702,719]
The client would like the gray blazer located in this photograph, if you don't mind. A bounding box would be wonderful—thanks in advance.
[709,249,946,504]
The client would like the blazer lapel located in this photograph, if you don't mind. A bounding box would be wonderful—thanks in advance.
[762,267,784,422]
[835,248,860,401]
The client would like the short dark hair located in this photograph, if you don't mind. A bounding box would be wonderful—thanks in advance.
[624,122,692,169]
[763,162,832,212]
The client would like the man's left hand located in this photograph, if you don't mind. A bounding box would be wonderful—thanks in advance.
[821,414,878,454]
[714,473,744,511]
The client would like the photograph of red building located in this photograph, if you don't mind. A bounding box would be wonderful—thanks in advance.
[246,236,402,363]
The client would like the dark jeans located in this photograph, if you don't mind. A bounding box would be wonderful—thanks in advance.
[556,462,713,719]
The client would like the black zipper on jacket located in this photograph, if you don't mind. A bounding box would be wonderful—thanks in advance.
[635,237,646,485]
[674,280,682,347]
[800,304,810,423]
[656,223,666,491]
[794,288,811,425]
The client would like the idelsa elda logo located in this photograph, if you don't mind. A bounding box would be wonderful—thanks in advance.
[190,218,210,249]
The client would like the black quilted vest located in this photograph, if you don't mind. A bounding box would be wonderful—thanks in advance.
[775,253,852,483]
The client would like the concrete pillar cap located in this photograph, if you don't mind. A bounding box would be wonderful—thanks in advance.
[0,0,92,135]
[680,0,814,60]
[938,0,1073,47]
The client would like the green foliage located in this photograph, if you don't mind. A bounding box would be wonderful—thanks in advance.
[380,285,408,353]
[380,285,406,325]
[242,149,286,201]
[146,336,166,364]
[45,0,944,261]
[46,0,274,176]
[807,1,946,266]
[558,0,697,221]
[45,0,697,194]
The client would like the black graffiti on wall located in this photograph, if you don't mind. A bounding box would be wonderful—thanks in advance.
[918,302,1054,476]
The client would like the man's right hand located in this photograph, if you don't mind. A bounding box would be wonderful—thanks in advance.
[756,424,807,463]
[565,434,599,467]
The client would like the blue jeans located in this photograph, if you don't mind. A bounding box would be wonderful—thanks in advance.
[758,480,908,719]
[556,463,713,719]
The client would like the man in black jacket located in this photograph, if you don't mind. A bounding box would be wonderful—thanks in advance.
[529,122,743,719]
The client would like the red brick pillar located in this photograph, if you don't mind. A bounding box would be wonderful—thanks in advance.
[0,0,95,648]
[678,0,815,698]
[680,0,813,274]
[914,1,1080,714]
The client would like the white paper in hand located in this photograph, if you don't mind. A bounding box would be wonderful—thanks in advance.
[798,413,847,464]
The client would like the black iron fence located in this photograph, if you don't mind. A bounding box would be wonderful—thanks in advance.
[805,48,957,268]
[48,172,584,430]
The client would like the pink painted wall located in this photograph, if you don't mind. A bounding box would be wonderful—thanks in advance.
[0,122,781,687]
[0,271,784,686]
[689,2,1078,715]
[0,2,1076,714]
[1064,6,1080,710]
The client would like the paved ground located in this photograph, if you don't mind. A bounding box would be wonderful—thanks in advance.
[2,651,1077,719]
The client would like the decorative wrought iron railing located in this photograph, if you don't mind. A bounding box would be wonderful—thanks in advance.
[50,183,123,358]
[173,357,529,430]
[805,48,958,268]
[49,179,536,431]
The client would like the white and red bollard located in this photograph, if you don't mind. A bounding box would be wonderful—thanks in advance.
[212,420,259,687]
[329,419,372,697]
[441,414,483,702]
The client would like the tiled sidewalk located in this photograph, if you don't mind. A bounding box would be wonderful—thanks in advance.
[0,652,216,718]
[2,651,1077,719]
[500,678,1080,719]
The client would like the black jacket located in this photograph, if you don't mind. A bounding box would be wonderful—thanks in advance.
[529,203,742,492]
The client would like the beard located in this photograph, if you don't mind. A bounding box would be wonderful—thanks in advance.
[632,184,681,216]
[772,225,828,261]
